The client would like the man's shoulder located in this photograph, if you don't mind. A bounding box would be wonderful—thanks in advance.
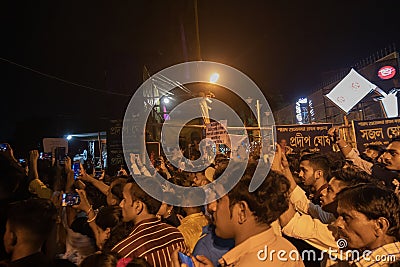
[8,253,51,267]
[274,234,301,250]
[112,219,186,258]
[134,219,183,235]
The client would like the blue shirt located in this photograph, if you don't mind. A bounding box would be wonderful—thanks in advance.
[192,224,235,267]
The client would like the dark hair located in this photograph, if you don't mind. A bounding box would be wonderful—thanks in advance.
[110,178,127,204]
[337,184,400,240]
[331,166,374,187]
[96,206,123,230]
[7,198,57,244]
[389,136,400,144]
[80,252,119,267]
[300,153,331,181]
[128,176,162,215]
[84,183,107,210]
[365,144,385,154]
[227,168,290,225]
[102,223,132,253]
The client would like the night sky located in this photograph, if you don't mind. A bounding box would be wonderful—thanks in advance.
[1,0,400,147]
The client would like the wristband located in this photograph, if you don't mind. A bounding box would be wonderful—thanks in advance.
[87,213,97,223]
[86,205,93,214]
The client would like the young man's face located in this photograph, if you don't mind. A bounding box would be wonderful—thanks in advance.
[320,178,345,207]
[381,141,400,171]
[299,160,317,186]
[213,195,235,239]
[119,183,136,222]
[335,203,379,250]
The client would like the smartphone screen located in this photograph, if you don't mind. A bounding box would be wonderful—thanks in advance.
[178,252,194,267]
[55,147,66,165]
[72,162,81,180]
[0,144,7,151]
[94,170,103,178]
[40,152,52,160]
[61,193,80,207]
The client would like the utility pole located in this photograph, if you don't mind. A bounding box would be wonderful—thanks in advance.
[194,0,202,61]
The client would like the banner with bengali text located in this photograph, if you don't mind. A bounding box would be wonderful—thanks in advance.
[275,123,334,154]
[107,119,125,176]
[353,117,400,152]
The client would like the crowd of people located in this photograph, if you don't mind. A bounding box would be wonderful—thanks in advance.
[0,126,399,267]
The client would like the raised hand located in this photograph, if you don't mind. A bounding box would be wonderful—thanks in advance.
[64,156,72,172]
[78,163,94,182]
[327,126,340,142]
[73,189,91,213]
[29,150,39,162]
[0,143,17,162]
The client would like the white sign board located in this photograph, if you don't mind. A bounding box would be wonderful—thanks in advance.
[205,120,228,145]
[325,68,377,113]
[43,138,68,153]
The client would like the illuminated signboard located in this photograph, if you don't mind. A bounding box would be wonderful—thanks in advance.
[378,65,396,80]
[295,98,314,124]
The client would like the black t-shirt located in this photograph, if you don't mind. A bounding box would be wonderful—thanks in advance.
[8,252,50,267]
[371,164,399,190]
[70,216,94,239]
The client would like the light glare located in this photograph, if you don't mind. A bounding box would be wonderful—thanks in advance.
[210,73,219,83]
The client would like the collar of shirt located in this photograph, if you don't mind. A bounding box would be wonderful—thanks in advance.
[351,241,400,266]
[129,217,160,236]
[221,228,275,266]
[180,212,206,223]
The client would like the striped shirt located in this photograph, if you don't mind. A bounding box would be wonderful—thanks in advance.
[111,218,186,267]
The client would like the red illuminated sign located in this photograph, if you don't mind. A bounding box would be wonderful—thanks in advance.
[378,66,396,80]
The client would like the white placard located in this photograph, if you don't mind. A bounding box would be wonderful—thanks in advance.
[43,138,68,153]
[325,68,376,113]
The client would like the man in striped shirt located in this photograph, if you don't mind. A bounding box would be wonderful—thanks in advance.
[111,178,186,267]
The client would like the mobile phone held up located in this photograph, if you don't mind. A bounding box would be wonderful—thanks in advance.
[55,147,66,165]
[0,143,7,151]
[39,152,52,160]
[61,193,80,207]
[178,252,194,267]
[72,162,81,180]
[94,169,103,178]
